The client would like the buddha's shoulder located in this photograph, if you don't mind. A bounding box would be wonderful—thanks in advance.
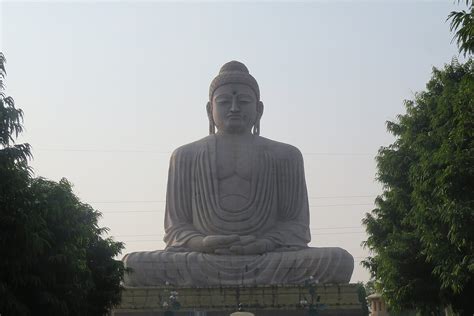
[170,135,303,160]
[255,136,303,160]
[170,135,213,158]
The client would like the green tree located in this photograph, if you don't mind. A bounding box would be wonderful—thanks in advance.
[448,1,474,56]
[363,59,474,315]
[0,53,125,315]
[0,52,38,315]
[356,282,370,316]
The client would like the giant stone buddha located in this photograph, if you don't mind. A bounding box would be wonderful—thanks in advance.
[123,61,354,286]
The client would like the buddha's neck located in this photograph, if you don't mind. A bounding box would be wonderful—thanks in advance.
[215,131,254,142]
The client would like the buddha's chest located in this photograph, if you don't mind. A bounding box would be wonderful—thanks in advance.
[216,143,253,179]
[215,142,255,211]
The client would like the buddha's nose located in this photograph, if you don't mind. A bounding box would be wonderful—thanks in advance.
[230,98,240,112]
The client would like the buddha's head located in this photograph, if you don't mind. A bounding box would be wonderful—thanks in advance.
[207,61,264,135]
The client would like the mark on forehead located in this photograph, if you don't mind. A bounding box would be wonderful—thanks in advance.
[232,91,237,95]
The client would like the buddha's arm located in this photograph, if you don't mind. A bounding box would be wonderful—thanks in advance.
[262,147,311,249]
[163,147,204,250]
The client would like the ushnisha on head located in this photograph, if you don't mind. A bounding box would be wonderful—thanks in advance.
[207,61,264,136]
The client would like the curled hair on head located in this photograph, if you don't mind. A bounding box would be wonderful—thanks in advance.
[209,61,260,102]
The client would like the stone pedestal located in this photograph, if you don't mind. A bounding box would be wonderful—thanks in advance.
[112,284,364,316]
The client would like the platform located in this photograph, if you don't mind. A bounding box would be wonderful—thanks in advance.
[112,283,364,316]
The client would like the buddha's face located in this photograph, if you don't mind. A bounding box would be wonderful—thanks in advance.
[210,83,262,134]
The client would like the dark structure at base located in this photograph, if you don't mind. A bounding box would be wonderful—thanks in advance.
[112,284,364,316]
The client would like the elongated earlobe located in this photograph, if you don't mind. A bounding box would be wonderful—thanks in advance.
[253,101,264,136]
[206,102,215,135]
[252,120,260,136]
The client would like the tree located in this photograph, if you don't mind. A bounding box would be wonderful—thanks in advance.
[356,282,370,316]
[363,59,474,315]
[0,52,38,315]
[448,0,474,56]
[0,53,125,315]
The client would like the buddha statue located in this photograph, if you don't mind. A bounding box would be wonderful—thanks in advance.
[123,61,354,286]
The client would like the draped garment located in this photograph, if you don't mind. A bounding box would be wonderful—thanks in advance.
[164,134,311,249]
[123,135,354,286]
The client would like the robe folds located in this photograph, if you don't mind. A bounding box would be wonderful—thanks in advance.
[123,135,354,286]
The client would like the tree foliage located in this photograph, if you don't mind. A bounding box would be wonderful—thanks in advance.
[0,53,125,315]
[363,59,474,315]
[448,0,474,56]
[356,282,370,316]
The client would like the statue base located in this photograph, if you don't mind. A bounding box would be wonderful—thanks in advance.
[111,283,364,316]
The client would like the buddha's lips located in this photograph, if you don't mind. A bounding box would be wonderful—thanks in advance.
[227,115,242,119]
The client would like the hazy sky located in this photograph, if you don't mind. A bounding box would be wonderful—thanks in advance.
[1,0,465,283]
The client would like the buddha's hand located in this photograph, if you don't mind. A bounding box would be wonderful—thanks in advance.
[212,235,256,255]
[229,238,276,255]
[187,235,271,255]
[200,235,240,254]
[185,235,239,253]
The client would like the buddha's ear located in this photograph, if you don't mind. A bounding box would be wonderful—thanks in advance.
[206,101,212,117]
[257,101,264,118]
[206,101,216,135]
[253,101,264,136]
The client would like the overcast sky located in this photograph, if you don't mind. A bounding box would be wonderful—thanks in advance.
[1,0,465,283]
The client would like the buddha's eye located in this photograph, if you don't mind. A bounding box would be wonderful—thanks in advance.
[217,100,231,106]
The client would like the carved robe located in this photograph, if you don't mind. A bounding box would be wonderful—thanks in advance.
[123,135,354,286]
[164,135,310,250]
